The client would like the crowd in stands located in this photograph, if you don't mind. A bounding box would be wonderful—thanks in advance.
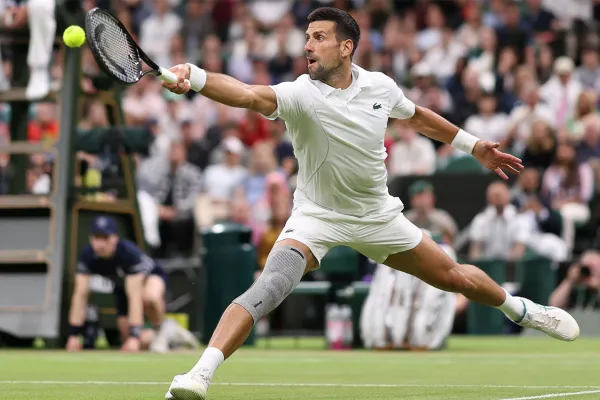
[1,0,600,302]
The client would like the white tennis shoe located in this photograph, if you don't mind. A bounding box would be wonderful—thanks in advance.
[165,372,210,400]
[514,297,580,341]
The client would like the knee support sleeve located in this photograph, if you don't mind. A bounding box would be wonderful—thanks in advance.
[233,245,306,323]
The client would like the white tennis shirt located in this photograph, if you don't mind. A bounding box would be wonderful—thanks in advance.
[264,64,416,218]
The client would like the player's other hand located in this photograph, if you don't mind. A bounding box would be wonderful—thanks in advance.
[472,140,524,180]
[66,336,82,352]
[162,64,191,95]
[121,337,141,353]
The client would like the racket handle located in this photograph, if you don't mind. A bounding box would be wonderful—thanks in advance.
[158,67,190,86]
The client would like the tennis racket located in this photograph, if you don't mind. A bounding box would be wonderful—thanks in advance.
[84,7,186,86]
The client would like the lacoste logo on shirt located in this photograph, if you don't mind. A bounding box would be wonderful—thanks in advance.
[285,229,295,233]
[373,103,382,109]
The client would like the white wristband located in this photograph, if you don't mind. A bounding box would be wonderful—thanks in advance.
[187,63,207,92]
[451,129,479,154]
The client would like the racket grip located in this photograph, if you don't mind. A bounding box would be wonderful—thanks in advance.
[158,67,190,86]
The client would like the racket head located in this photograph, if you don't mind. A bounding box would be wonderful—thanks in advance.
[85,8,158,85]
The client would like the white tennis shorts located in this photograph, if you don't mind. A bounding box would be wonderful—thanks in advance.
[275,199,424,264]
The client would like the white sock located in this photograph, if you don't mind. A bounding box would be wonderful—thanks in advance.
[189,347,224,378]
[495,289,526,321]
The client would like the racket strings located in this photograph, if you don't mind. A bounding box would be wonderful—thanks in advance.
[87,11,141,83]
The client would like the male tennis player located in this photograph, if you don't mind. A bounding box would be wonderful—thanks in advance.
[161,7,579,399]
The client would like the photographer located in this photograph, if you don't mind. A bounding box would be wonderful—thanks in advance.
[549,251,600,309]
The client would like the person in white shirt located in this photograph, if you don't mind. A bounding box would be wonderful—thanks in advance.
[139,0,182,68]
[160,8,579,400]
[388,121,436,177]
[203,136,248,202]
[539,57,583,129]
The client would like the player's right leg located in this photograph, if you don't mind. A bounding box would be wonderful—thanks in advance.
[165,238,318,400]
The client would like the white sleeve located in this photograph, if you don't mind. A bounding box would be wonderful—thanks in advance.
[469,214,485,242]
[389,81,416,120]
[264,79,306,121]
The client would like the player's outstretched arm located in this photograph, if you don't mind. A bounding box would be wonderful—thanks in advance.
[162,63,277,117]
[405,106,524,180]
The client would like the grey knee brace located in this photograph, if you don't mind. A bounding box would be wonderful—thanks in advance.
[233,245,306,323]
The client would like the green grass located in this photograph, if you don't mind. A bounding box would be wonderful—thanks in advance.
[1,337,600,400]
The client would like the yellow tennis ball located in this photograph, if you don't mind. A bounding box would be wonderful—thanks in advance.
[63,25,86,48]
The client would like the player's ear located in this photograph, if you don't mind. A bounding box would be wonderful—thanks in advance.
[341,39,353,58]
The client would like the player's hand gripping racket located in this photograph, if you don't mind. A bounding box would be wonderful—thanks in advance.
[84,7,188,86]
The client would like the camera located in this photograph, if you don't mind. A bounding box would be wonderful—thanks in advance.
[580,265,591,278]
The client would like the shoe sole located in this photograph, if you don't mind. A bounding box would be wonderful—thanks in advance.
[169,388,206,400]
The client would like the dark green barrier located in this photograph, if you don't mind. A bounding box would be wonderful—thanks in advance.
[517,256,556,305]
[75,127,153,154]
[201,223,256,345]
[467,259,507,335]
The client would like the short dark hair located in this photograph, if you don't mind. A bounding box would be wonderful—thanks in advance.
[307,7,360,57]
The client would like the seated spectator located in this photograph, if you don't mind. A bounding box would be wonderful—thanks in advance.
[153,142,203,257]
[388,122,436,177]
[466,26,497,75]
[463,91,509,147]
[268,119,295,176]
[404,180,457,245]
[521,119,557,170]
[503,81,555,156]
[549,251,600,309]
[511,169,568,262]
[203,136,248,204]
[238,109,270,147]
[563,90,599,143]
[539,57,583,129]
[139,0,182,68]
[240,141,279,207]
[28,103,58,144]
[27,153,51,195]
[542,142,595,254]
[575,45,600,92]
[469,182,527,261]
[577,117,600,164]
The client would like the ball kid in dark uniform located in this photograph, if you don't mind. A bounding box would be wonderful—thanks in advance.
[66,215,168,353]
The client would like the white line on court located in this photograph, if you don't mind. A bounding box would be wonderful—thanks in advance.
[500,389,600,400]
[1,381,600,390]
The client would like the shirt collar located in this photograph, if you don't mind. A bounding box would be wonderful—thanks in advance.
[312,63,372,98]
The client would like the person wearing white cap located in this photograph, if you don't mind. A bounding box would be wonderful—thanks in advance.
[203,136,248,204]
[540,56,583,128]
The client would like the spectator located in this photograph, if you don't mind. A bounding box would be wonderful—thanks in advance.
[523,0,556,45]
[28,103,58,144]
[467,26,498,74]
[469,181,527,261]
[575,45,600,92]
[511,168,568,262]
[203,136,248,204]
[180,120,208,170]
[549,251,600,309]
[27,153,51,195]
[139,0,182,68]
[495,1,532,63]
[180,0,215,62]
[542,142,595,254]
[153,142,202,257]
[415,3,444,52]
[463,92,509,146]
[256,196,291,270]
[577,118,600,164]
[540,56,583,129]
[563,90,599,143]
[422,25,466,85]
[521,119,557,170]
[268,119,295,176]
[404,180,458,244]
[503,81,554,155]
[388,122,436,177]
[240,141,279,208]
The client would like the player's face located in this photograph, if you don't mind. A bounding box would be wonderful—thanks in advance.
[304,21,350,82]
[90,234,118,258]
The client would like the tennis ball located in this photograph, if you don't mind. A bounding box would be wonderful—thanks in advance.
[63,25,86,48]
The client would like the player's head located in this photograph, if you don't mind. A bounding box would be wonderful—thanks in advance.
[305,7,360,81]
[89,215,119,258]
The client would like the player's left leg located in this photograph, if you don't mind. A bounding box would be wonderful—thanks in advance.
[357,214,579,341]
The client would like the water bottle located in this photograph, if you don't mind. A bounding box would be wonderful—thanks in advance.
[341,305,353,349]
[325,304,344,350]
[83,306,99,349]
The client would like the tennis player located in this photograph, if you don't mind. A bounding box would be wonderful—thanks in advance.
[161,8,579,400]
